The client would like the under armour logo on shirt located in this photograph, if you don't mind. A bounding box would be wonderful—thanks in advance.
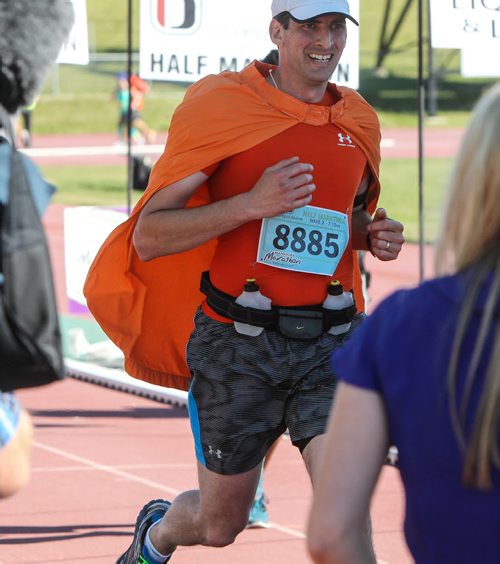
[337,132,355,147]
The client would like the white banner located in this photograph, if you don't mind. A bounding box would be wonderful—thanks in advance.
[430,0,500,49]
[139,0,360,88]
[64,207,127,314]
[462,42,500,76]
[58,0,90,65]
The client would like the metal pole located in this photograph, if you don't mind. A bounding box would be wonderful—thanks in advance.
[427,0,438,116]
[126,0,133,216]
[417,0,425,281]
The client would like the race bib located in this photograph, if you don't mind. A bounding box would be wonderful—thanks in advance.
[257,205,349,276]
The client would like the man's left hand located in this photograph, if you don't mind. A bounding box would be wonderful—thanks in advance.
[367,208,405,261]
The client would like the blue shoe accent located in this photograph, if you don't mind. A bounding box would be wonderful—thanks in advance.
[117,499,171,563]
[254,464,264,499]
[247,493,269,529]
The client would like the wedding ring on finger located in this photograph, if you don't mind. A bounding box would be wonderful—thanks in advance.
[385,240,391,251]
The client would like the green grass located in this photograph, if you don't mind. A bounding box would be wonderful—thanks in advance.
[41,158,453,244]
[378,158,452,243]
[86,0,141,52]
[42,163,142,207]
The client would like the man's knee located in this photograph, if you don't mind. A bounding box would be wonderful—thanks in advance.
[200,514,248,547]
[197,507,248,547]
[195,461,261,547]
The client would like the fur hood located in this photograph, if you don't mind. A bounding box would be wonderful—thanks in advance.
[0,0,74,113]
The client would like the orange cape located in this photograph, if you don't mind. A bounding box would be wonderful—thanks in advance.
[83,61,381,391]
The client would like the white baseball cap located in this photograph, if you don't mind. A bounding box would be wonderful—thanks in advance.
[271,0,359,26]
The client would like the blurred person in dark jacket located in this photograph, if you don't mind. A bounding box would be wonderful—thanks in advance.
[0,0,73,498]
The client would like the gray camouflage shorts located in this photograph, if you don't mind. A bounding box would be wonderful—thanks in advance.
[186,307,364,475]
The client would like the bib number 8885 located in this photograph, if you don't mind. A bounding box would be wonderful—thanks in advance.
[272,225,339,257]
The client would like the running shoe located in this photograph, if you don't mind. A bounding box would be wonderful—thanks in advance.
[246,493,269,529]
[117,499,171,563]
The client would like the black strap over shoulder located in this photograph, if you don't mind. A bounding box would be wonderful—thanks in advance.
[353,190,369,209]
[200,271,357,332]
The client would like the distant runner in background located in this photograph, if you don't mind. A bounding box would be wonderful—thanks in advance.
[114,72,156,145]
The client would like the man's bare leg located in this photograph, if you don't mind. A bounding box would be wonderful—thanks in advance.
[150,461,262,555]
[301,434,325,487]
[247,437,281,527]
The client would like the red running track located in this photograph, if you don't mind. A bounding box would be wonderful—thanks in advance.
[1,379,412,564]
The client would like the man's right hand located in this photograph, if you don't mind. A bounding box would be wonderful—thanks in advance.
[243,157,316,219]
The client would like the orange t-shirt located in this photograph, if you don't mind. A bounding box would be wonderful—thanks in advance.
[203,124,368,322]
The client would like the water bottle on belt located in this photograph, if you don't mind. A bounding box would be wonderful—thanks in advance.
[322,280,354,335]
[234,278,272,336]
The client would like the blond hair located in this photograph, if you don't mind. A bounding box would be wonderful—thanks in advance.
[435,82,500,489]
[435,82,500,272]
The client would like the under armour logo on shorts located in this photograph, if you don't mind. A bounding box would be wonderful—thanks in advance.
[208,445,222,459]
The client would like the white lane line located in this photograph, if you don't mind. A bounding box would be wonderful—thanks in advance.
[32,463,193,473]
[23,139,394,159]
[34,441,180,497]
[20,144,165,158]
[268,522,305,539]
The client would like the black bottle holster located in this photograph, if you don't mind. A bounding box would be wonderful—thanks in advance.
[200,271,356,340]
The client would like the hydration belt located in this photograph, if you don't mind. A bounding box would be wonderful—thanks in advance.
[200,271,357,339]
